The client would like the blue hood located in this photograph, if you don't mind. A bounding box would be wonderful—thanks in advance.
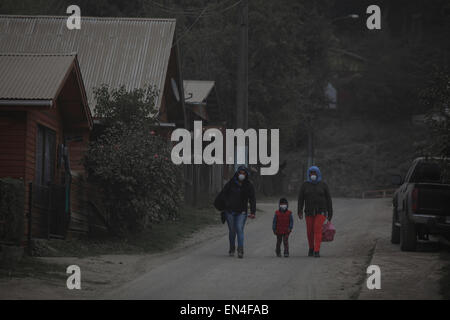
[306,166,322,184]
[236,165,250,176]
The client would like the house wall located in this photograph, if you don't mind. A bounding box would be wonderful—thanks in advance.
[160,46,184,127]
[0,103,91,240]
[24,107,64,184]
[25,106,64,239]
[28,107,91,239]
[66,129,91,173]
[0,109,57,239]
[0,111,26,179]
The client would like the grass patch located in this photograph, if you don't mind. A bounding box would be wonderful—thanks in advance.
[0,256,66,281]
[129,205,220,253]
[29,205,220,258]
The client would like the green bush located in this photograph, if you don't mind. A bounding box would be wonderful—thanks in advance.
[0,178,25,245]
[85,85,184,236]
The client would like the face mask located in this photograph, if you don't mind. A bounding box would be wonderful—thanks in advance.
[238,174,246,181]
[280,204,288,211]
[310,174,317,181]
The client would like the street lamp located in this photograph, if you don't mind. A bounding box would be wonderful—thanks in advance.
[331,14,359,23]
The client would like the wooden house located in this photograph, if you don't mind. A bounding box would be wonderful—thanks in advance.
[0,53,92,241]
[183,80,229,204]
[0,16,190,241]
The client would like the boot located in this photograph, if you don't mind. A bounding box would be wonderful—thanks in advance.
[308,248,314,257]
[237,247,244,259]
[314,251,320,258]
[284,251,289,258]
[229,246,235,257]
[276,249,281,257]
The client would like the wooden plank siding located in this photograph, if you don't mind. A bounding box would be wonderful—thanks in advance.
[24,107,64,184]
[24,105,64,239]
[1,103,92,241]
[0,111,26,179]
[65,130,90,173]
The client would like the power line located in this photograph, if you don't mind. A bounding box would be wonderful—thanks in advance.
[209,0,242,15]
[151,0,241,17]
[172,6,208,48]
[171,0,242,47]
[151,0,233,14]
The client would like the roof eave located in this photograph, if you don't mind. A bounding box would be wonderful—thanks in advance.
[0,99,54,107]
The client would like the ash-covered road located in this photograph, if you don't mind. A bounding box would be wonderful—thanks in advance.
[106,198,398,299]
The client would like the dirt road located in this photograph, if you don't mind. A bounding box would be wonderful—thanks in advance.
[1,198,446,299]
[106,198,441,299]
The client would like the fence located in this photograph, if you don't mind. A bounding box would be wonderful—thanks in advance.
[361,188,396,199]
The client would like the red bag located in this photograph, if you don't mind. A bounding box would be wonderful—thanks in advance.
[322,221,336,242]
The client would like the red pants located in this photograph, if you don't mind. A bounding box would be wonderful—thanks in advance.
[305,214,326,252]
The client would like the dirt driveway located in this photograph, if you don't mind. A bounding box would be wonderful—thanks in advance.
[0,198,448,299]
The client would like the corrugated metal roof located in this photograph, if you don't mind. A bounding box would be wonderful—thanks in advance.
[183,80,215,104]
[0,53,76,100]
[0,15,176,113]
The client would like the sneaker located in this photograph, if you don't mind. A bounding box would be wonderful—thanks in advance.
[308,248,314,257]
[276,251,281,257]
[229,247,235,257]
[314,251,320,258]
[284,252,289,258]
[237,247,244,259]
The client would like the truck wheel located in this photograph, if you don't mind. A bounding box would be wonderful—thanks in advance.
[400,212,417,251]
[391,208,400,244]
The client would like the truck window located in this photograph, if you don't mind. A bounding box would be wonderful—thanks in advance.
[410,161,447,183]
[404,161,417,183]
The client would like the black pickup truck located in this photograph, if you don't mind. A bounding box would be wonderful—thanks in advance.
[391,157,450,251]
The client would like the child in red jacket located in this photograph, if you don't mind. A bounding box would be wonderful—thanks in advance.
[272,198,293,257]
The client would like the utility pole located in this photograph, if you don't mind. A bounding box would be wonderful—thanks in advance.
[307,123,314,168]
[236,0,248,130]
[306,113,315,174]
[235,0,248,171]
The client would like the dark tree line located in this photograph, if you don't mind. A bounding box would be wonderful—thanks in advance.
[1,0,449,154]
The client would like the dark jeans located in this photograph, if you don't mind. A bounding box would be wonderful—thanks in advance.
[225,211,247,249]
[276,233,289,254]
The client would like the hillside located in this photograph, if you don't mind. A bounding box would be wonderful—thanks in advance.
[273,113,429,198]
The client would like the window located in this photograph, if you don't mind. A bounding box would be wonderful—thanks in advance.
[410,160,450,184]
[35,125,56,186]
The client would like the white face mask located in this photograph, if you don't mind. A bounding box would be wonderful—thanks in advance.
[238,174,246,181]
[310,174,317,181]
[280,204,288,210]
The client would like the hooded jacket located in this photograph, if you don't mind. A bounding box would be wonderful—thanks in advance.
[222,165,256,215]
[297,166,333,219]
